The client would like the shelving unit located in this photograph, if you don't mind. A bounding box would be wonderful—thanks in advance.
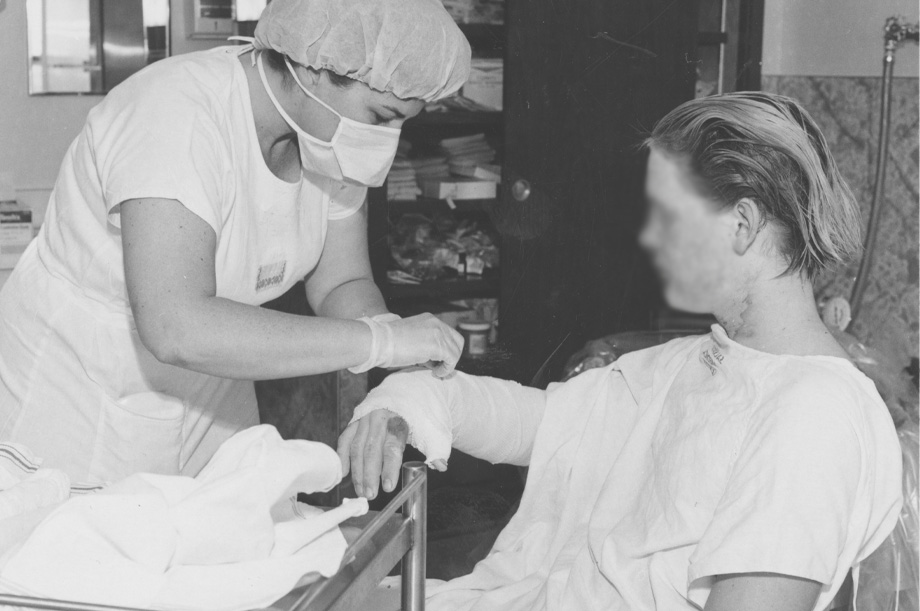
[380,197,496,216]
[385,273,500,302]
[366,18,506,322]
[401,110,502,131]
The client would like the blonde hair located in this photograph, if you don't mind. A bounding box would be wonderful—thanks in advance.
[645,92,861,278]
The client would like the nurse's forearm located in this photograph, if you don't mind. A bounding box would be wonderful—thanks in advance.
[312,277,388,320]
[145,294,374,380]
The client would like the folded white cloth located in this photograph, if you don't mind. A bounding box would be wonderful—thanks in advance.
[0,442,72,522]
[0,425,368,611]
[0,468,70,523]
[0,444,73,567]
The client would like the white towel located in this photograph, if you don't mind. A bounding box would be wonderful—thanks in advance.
[0,443,72,563]
[0,425,368,611]
[0,469,70,522]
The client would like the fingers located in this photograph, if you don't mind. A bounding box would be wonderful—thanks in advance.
[385,313,466,373]
[349,418,370,497]
[336,422,358,477]
[361,411,389,499]
[343,410,440,498]
[381,416,409,492]
[346,410,406,500]
[428,319,463,376]
[429,360,455,379]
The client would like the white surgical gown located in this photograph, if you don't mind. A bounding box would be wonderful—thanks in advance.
[0,47,366,485]
[356,325,903,611]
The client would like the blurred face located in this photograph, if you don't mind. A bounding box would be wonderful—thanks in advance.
[639,148,738,313]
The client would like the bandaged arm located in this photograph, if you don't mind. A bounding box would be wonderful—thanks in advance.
[349,369,547,467]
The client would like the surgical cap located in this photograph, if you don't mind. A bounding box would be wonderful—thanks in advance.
[252,0,471,102]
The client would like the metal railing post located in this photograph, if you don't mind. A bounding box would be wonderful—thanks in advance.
[400,462,427,611]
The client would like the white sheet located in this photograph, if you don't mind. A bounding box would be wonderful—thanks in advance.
[0,425,368,611]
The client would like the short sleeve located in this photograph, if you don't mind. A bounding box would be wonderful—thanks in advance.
[687,377,863,596]
[327,183,367,220]
[91,82,230,233]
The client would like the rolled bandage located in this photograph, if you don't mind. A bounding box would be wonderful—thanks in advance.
[347,314,400,373]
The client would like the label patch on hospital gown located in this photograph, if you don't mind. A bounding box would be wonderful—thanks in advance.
[699,343,724,376]
[256,261,287,292]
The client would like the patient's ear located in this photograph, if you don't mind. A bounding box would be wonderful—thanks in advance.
[730,198,764,256]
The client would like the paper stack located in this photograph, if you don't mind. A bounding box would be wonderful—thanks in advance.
[441,133,500,181]
[440,133,496,169]
[462,58,503,111]
[412,155,451,182]
[418,134,499,201]
[387,140,422,201]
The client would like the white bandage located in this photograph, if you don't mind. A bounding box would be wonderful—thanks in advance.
[347,314,401,374]
[349,369,547,468]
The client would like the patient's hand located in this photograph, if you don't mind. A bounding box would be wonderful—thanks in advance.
[337,410,410,500]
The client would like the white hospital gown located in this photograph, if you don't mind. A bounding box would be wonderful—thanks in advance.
[0,47,366,484]
[356,325,903,611]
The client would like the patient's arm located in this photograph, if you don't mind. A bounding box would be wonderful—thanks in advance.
[337,369,546,499]
[704,573,821,611]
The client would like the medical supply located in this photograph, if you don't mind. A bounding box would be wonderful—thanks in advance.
[420,178,497,200]
[459,319,491,356]
[388,213,499,281]
[252,0,471,103]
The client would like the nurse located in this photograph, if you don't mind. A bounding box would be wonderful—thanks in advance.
[0,0,470,485]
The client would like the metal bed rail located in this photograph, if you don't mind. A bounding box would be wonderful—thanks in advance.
[270,461,428,611]
[0,462,428,611]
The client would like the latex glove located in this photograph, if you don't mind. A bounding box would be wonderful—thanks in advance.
[348,313,463,377]
[337,409,447,500]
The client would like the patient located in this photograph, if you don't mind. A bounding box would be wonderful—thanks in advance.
[337,92,904,611]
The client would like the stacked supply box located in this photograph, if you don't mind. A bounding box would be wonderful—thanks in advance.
[387,140,422,201]
[419,134,499,201]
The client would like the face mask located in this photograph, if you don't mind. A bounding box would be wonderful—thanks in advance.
[256,53,401,187]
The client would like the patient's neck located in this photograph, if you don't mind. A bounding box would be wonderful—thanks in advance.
[715,272,847,358]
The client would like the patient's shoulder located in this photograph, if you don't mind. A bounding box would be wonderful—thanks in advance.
[755,358,894,445]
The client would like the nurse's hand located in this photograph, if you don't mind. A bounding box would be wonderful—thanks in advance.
[337,409,447,500]
[370,314,464,377]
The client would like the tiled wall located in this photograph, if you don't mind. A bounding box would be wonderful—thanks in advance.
[762,75,919,367]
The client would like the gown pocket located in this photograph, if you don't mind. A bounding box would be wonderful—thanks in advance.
[91,391,186,481]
